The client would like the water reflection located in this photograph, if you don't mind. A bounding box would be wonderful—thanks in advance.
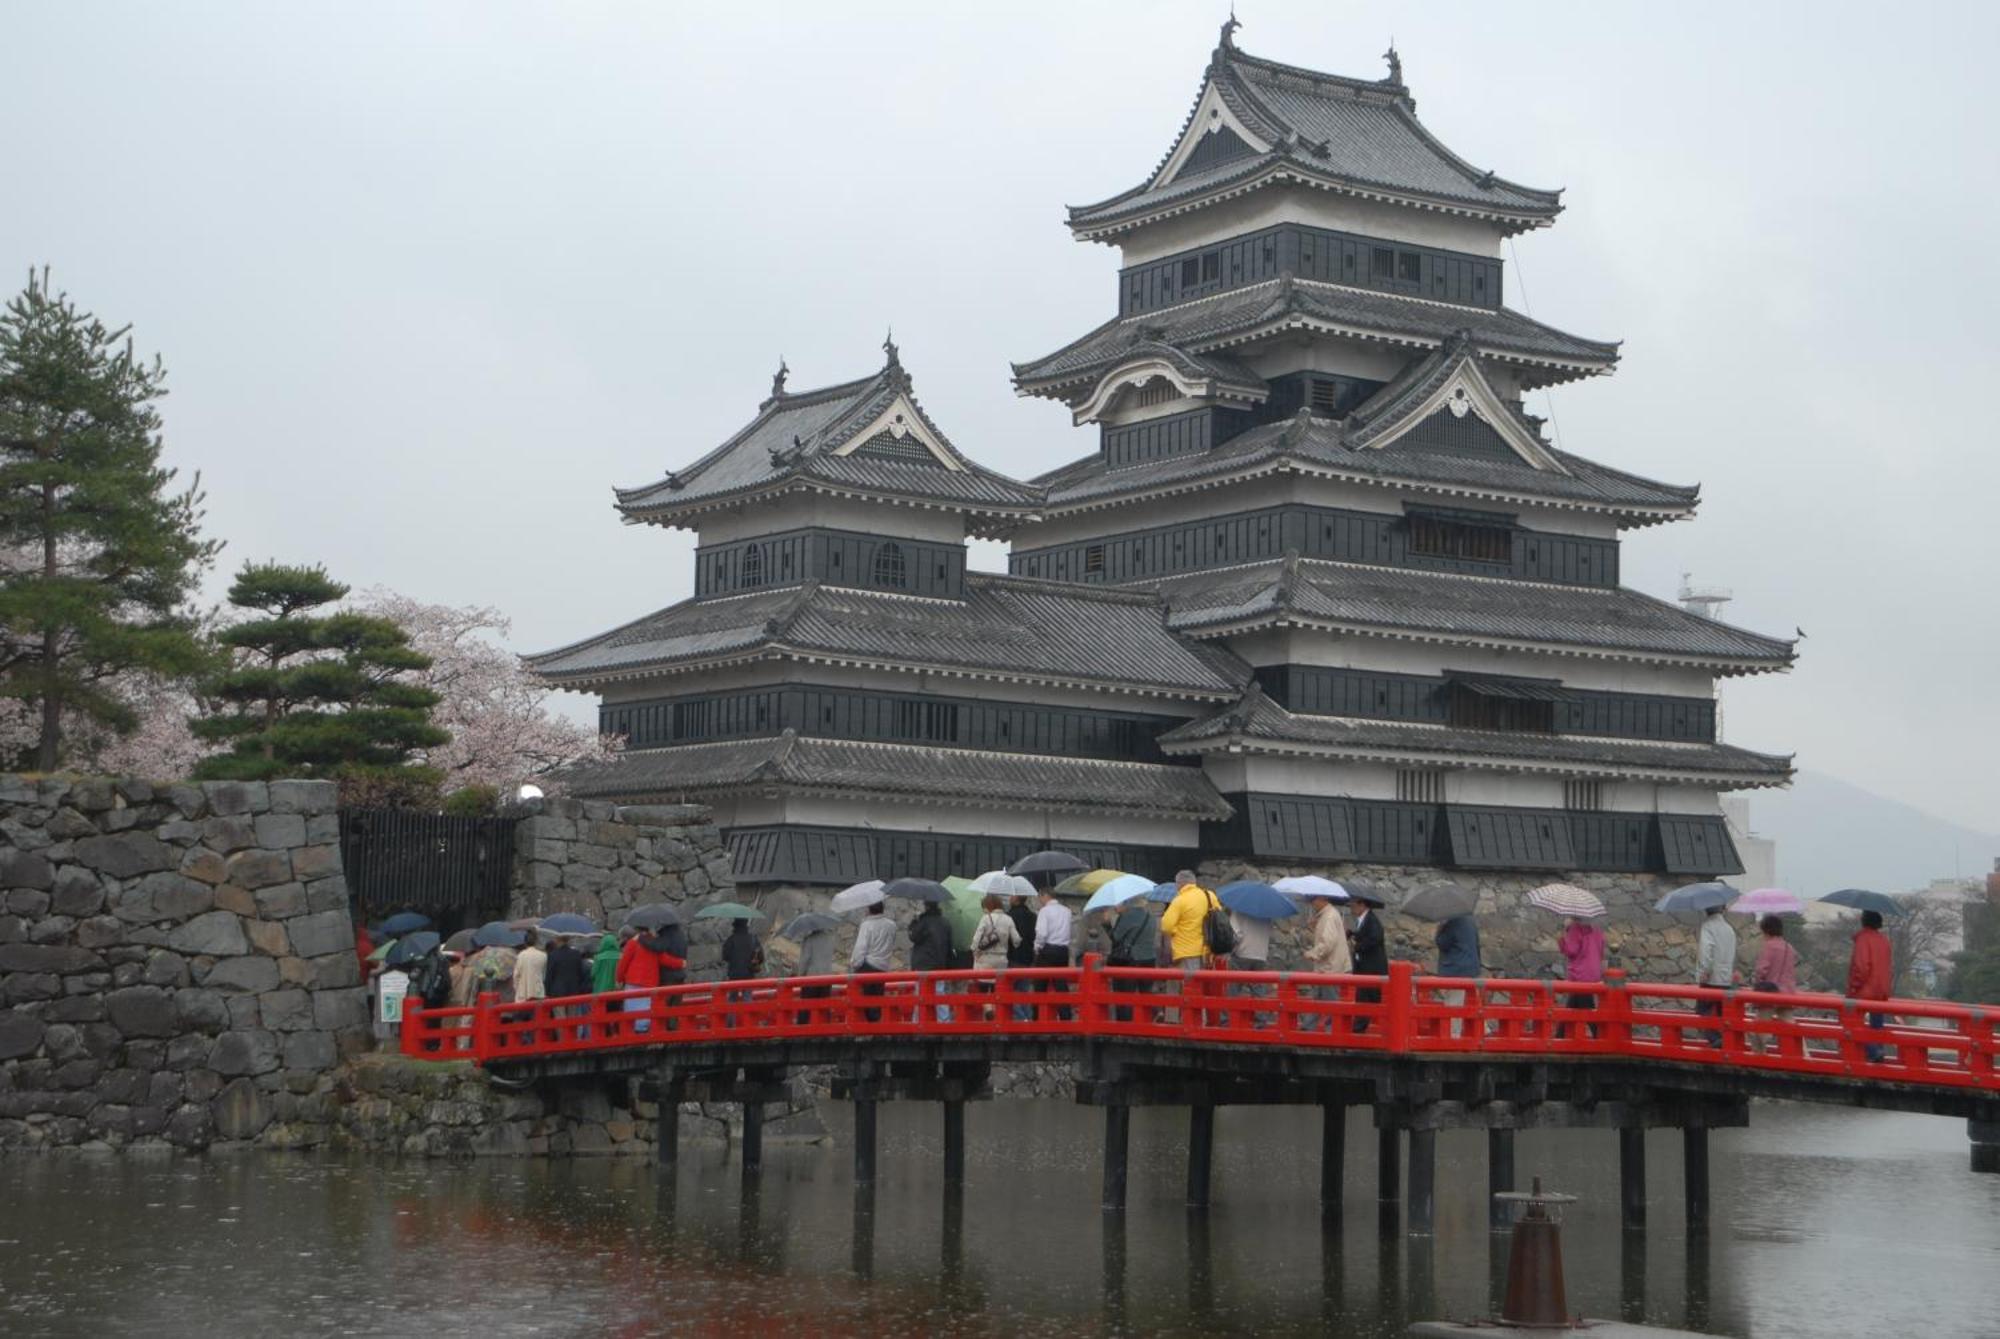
[0,1104,1997,1337]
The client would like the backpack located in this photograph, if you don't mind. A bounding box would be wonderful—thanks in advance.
[412,953,452,1009]
[1201,892,1237,957]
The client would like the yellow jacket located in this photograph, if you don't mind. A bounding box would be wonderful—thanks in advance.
[1161,883,1217,962]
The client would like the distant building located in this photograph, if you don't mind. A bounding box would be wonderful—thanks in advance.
[532,23,1797,891]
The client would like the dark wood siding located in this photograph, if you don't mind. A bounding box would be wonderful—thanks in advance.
[1120,223,1503,317]
[1254,665,1716,744]
[601,685,1186,763]
[1209,792,1740,875]
[696,527,966,598]
[726,824,1186,886]
[1009,503,1619,589]
[1100,407,1257,468]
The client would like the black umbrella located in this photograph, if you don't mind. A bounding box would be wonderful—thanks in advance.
[379,911,432,937]
[625,904,682,931]
[384,931,441,966]
[471,920,526,949]
[442,928,477,955]
[780,912,841,940]
[1007,850,1087,879]
[883,877,949,903]
[1820,888,1905,917]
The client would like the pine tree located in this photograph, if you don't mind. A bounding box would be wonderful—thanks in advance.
[0,269,221,769]
[192,562,449,800]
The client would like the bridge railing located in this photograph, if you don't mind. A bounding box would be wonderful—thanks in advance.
[400,958,2000,1092]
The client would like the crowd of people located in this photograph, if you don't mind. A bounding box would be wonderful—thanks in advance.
[368,874,1905,1054]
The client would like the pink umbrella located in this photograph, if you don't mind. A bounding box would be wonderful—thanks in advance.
[1730,887,1804,916]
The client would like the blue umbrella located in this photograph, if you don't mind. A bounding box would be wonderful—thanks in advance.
[471,920,527,949]
[1655,881,1735,914]
[384,930,440,966]
[539,912,598,936]
[1819,888,1905,917]
[379,911,432,937]
[1145,881,1181,904]
[1216,881,1299,920]
[1083,874,1157,914]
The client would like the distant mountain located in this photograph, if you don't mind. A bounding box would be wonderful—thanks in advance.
[1744,769,1998,895]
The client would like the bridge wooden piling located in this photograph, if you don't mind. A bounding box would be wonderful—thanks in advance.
[1619,1127,1647,1230]
[942,1099,966,1187]
[1487,1129,1515,1230]
[1406,1127,1437,1234]
[1187,1102,1215,1209]
[1683,1126,1709,1227]
[1103,1106,1131,1210]
[1377,1124,1401,1203]
[1320,1103,1346,1215]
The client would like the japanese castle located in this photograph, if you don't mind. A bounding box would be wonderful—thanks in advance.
[530,23,1795,889]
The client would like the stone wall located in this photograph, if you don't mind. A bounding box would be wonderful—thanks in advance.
[507,799,734,930]
[0,776,364,1152]
[1196,859,1749,982]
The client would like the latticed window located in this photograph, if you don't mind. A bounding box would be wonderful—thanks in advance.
[740,544,764,588]
[873,541,906,589]
[1408,514,1512,564]
[1396,769,1447,804]
[1564,780,1605,812]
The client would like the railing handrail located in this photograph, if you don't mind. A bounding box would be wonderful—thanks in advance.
[398,956,1999,1094]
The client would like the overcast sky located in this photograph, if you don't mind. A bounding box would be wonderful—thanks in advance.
[5,2,1996,833]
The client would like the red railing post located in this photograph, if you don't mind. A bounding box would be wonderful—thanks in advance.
[1602,969,1629,1054]
[1385,960,1415,1053]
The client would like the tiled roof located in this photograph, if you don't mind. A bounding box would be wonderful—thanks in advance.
[566,731,1234,820]
[526,573,1247,697]
[1034,401,1697,520]
[1158,687,1792,785]
[1144,556,1796,672]
[1067,31,1563,237]
[1012,276,1617,396]
[614,352,1041,530]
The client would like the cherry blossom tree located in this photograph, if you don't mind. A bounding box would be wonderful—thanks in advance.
[351,589,617,796]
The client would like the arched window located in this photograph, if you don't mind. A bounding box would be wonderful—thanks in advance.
[873,541,906,589]
[740,544,764,588]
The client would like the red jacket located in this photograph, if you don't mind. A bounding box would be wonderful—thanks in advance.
[1847,927,1892,999]
[614,936,685,988]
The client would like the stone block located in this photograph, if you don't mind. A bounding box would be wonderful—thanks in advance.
[203,781,267,817]
[570,843,618,870]
[43,1023,87,1062]
[148,1072,184,1107]
[129,1104,168,1137]
[259,989,314,1032]
[246,919,290,957]
[226,995,261,1028]
[73,833,174,879]
[307,951,360,989]
[287,909,353,959]
[167,910,248,957]
[0,912,20,942]
[201,815,258,853]
[105,985,179,1037]
[305,878,349,914]
[224,848,291,891]
[305,813,338,844]
[208,1029,279,1077]
[141,950,190,987]
[165,1102,211,1148]
[46,807,98,839]
[211,1075,272,1140]
[617,803,705,826]
[25,910,67,938]
[165,784,206,819]
[280,1031,336,1072]
[75,915,123,949]
[311,988,369,1032]
[203,955,281,994]
[54,1058,104,1089]
[100,1067,149,1104]
[134,872,213,921]
[523,861,562,890]
[69,778,115,812]
[563,864,611,896]
[50,867,105,917]
[519,813,577,842]
[267,779,337,815]
[0,849,53,890]
[179,848,228,885]
[44,995,104,1023]
[526,837,570,865]
[253,813,307,850]
[214,884,257,917]
[0,942,100,974]
[253,882,307,920]
[290,844,339,881]
[278,956,313,987]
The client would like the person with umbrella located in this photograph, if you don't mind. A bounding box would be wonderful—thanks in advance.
[1006,891,1037,1021]
[591,932,621,995]
[849,898,897,1023]
[1694,902,1738,1046]
[1103,891,1155,1022]
[617,909,688,1034]
[908,898,953,1021]
[1542,889,1606,1040]
[777,912,839,1023]
[1748,914,1800,1055]
[1847,909,1894,1062]
[1349,889,1388,1033]
[1434,903,1482,1040]
[969,894,1020,1021]
[1299,885,1352,1032]
[1033,884,1075,1021]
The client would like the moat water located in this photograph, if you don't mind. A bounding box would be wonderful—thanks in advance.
[2,1101,1996,1338]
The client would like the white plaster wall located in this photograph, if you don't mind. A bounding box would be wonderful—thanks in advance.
[1231,628,1718,698]
[1115,185,1507,265]
[770,795,1199,848]
[1208,754,1726,816]
[595,659,1215,717]
[697,495,967,546]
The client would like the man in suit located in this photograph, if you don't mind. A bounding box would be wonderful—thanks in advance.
[1349,890,1389,1033]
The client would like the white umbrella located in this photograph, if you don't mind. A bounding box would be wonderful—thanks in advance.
[829,879,886,914]
[969,870,1036,898]
[1275,875,1350,902]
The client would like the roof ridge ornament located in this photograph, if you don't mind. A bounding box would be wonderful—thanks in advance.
[1220,9,1241,51]
[1383,42,1403,87]
[771,358,789,399]
[883,328,900,368]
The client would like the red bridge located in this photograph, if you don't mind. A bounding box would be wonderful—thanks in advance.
[402,959,2000,1232]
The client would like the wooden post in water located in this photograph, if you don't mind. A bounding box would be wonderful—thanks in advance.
[1683,1126,1710,1228]
[1488,1128,1516,1230]
[854,1096,877,1185]
[1619,1127,1646,1230]
[740,1096,763,1179]
[1377,1125,1401,1202]
[1406,1127,1436,1235]
[656,1068,681,1175]
[942,1099,966,1188]
[1187,1102,1215,1209]
[1320,1103,1346,1215]
[1102,1105,1130,1210]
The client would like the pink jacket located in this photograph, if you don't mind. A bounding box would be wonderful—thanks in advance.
[1752,937,1798,993]
[1558,922,1604,983]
